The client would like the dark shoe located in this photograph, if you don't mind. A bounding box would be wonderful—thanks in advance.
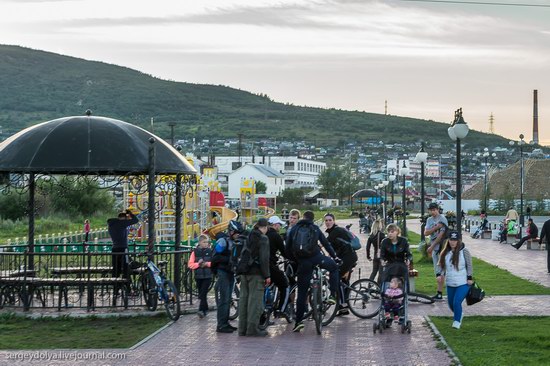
[216,327,234,333]
[434,293,443,301]
[337,307,350,316]
[197,311,205,319]
[227,324,238,331]
[238,331,246,336]
[398,317,405,325]
[292,322,304,332]
[513,244,520,250]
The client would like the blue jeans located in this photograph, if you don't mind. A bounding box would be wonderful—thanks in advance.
[295,252,339,323]
[446,284,470,322]
[215,269,234,328]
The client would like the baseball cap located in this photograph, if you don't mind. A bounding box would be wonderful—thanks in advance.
[449,231,460,240]
[268,215,286,226]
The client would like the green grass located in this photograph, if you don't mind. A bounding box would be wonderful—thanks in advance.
[0,314,169,349]
[408,232,550,296]
[431,316,550,366]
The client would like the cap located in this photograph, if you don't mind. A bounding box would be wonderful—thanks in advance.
[428,202,439,210]
[268,215,286,226]
[449,231,459,240]
[256,218,269,227]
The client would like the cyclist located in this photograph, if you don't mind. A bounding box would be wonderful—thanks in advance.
[323,213,358,316]
[285,209,301,288]
[266,215,290,318]
[211,220,244,333]
[286,210,339,332]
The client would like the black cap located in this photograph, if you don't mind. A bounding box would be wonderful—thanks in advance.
[256,218,269,227]
[449,231,459,240]
[428,202,439,210]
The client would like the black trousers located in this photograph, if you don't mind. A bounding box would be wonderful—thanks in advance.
[196,278,212,312]
[111,247,128,278]
[369,258,381,283]
[515,234,537,249]
[270,265,289,311]
[547,245,550,273]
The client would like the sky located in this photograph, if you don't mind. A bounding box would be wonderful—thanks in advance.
[1,0,549,145]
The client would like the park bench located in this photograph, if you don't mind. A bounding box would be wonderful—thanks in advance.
[0,269,36,278]
[526,238,541,250]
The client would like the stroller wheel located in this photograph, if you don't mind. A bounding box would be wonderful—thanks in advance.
[407,320,412,334]
[401,324,406,334]
[373,322,377,334]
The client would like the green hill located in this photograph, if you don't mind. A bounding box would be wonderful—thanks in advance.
[0,45,511,147]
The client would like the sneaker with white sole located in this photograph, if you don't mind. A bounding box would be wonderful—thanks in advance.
[292,322,304,332]
[452,321,461,329]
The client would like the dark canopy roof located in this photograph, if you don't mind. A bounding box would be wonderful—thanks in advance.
[351,189,379,198]
[0,115,196,175]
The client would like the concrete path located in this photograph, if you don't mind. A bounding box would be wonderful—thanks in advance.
[2,218,550,366]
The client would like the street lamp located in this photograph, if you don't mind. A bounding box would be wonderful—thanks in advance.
[509,134,526,235]
[476,148,496,213]
[415,142,428,241]
[389,168,396,206]
[382,180,389,224]
[448,108,469,236]
[400,160,410,237]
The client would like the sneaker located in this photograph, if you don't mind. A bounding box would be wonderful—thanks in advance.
[434,293,443,301]
[216,326,234,333]
[327,296,337,305]
[452,321,461,329]
[227,324,238,331]
[197,311,205,319]
[292,322,304,332]
[337,308,350,316]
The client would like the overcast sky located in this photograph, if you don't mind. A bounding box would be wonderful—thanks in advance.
[1,0,549,145]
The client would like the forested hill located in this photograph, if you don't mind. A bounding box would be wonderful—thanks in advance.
[0,45,509,147]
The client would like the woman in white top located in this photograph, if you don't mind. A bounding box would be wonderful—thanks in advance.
[438,230,473,329]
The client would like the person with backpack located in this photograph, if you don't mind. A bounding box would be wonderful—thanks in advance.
[323,213,358,316]
[266,215,290,318]
[237,218,271,337]
[211,220,244,333]
[187,234,213,318]
[285,210,339,332]
[424,202,449,300]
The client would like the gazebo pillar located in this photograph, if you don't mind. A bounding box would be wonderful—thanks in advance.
[27,173,35,270]
[147,138,156,257]
[174,173,182,290]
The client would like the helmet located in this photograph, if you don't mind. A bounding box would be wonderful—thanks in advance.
[228,220,244,234]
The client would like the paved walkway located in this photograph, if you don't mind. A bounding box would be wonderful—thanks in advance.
[2,218,550,366]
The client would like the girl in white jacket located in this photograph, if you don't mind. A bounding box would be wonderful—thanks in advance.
[438,231,473,329]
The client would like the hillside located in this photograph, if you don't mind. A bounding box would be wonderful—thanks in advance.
[463,159,550,200]
[0,45,512,147]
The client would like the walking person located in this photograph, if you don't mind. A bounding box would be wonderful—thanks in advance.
[539,219,550,274]
[424,202,449,300]
[366,219,386,283]
[512,218,538,250]
[438,231,473,329]
[187,234,213,318]
[84,219,91,243]
[211,220,244,333]
[107,209,138,278]
[237,218,271,337]
[266,215,289,317]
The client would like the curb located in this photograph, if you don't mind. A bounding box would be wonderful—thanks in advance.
[130,320,175,350]
[424,315,462,366]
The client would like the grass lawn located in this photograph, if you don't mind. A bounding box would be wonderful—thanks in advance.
[407,232,550,296]
[0,314,170,349]
[431,316,550,366]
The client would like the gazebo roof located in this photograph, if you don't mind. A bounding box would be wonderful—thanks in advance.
[0,115,196,175]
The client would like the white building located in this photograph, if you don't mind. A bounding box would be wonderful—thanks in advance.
[214,155,326,189]
[228,164,285,198]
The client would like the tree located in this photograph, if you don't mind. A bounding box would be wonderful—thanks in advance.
[255,181,267,194]
[278,187,310,205]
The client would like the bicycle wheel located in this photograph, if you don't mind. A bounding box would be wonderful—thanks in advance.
[408,292,435,304]
[283,286,297,323]
[228,282,240,321]
[348,278,381,319]
[141,271,158,311]
[321,288,338,327]
[311,285,323,335]
[163,279,181,321]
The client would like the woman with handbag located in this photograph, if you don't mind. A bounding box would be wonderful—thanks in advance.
[438,230,474,329]
[366,219,385,283]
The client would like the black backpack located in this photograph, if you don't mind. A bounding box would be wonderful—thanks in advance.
[230,232,250,273]
[234,241,255,275]
[292,223,319,258]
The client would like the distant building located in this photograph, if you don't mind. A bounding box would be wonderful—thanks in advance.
[228,163,285,198]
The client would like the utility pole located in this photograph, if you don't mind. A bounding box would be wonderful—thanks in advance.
[238,133,244,166]
[169,122,176,146]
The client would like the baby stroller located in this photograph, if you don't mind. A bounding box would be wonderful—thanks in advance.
[359,214,370,234]
[373,262,411,334]
[470,218,488,239]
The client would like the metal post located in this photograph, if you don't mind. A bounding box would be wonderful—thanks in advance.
[456,138,462,236]
[174,173,182,290]
[420,162,426,241]
[402,176,407,237]
[147,138,156,258]
[28,173,35,270]
[483,156,488,212]
[520,143,524,236]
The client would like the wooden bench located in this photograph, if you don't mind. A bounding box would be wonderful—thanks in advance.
[50,267,113,277]
[0,270,36,278]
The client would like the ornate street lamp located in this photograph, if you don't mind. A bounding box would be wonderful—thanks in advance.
[415,142,428,241]
[382,180,389,224]
[509,134,526,235]
[476,148,496,213]
[448,108,469,236]
[400,160,410,237]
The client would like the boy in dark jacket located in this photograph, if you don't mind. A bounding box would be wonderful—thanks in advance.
[188,234,213,318]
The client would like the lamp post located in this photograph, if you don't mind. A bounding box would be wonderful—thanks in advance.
[509,134,526,236]
[476,148,496,213]
[382,180,389,224]
[389,168,396,207]
[400,160,410,237]
[448,108,469,236]
[415,143,428,241]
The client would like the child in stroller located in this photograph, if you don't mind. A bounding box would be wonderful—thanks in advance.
[471,211,489,239]
[359,213,370,234]
[384,277,404,323]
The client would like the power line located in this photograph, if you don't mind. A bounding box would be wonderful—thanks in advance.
[400,0,550,7]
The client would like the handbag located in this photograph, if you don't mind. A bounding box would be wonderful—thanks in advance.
[466,281,485,306]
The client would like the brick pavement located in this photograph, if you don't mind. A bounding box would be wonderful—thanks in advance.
[2,218,550,366]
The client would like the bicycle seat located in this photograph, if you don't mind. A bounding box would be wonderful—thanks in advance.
[158,260,169,267]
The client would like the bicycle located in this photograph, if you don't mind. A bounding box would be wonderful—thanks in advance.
[309,264,337,335]
[132,254,181,321]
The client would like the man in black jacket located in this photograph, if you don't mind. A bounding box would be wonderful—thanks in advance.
[513,218,538,250]
[266,216,289,316]
[107,209,138,278]
[539,219,550,273]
